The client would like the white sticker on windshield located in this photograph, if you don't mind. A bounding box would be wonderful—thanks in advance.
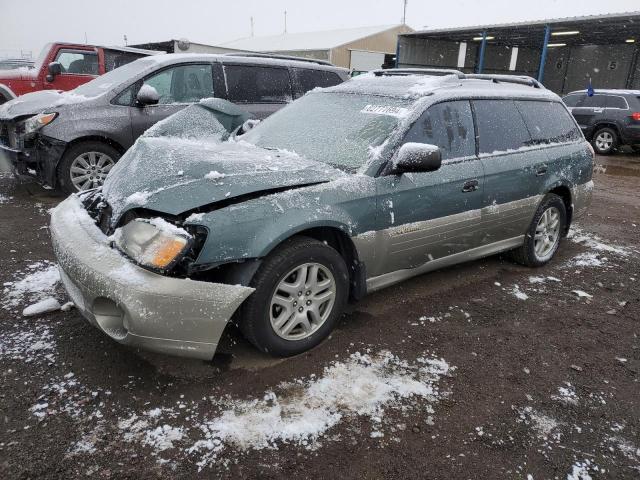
[361,104,409,118]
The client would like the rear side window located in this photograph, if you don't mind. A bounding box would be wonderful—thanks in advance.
[293,68,343,94]
[577,94,607,108]
[516,101,581,145]
[224,65,292,103]
[403,100,475,160]
[562,94,583,107]
[606,95,628,109]
[103,50,145,72]
[473,100,532,155]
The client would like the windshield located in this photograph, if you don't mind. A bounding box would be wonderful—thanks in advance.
[73,57,156,97]
[241,92,414,171]
[33,43,52,71]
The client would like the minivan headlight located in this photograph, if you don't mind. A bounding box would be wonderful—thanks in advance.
[23,112,57,134]
[113,218,192,270]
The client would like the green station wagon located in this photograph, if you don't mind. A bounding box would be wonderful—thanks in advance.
[50,69,594,359]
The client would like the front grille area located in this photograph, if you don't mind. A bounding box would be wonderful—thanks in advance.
[80,190,113,235]
[0,120,23,150]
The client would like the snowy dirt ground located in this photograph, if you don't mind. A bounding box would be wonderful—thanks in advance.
[0,155,639,479]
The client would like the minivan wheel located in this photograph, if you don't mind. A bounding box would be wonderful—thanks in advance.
[509,194,567,267]
[591,127,618,155]
[239,236,349,357]
[57,141,120,194]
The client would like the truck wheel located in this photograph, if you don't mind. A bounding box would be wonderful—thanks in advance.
[591,127,618,155]
[509,194,567,267]
[239,236,349,357]
[57,141,120,194]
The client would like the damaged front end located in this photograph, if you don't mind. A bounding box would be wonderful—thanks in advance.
[50,193,254,359]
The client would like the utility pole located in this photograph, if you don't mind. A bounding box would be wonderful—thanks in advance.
[123,35,128,46]
[284,10,287,34]
[250,16,254,37]
[84,32,88,44]
[402,0,408,24]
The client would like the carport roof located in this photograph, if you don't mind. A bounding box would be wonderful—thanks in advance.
[402,12,640,48]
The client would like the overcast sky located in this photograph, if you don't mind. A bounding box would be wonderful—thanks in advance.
[1,0,639,57]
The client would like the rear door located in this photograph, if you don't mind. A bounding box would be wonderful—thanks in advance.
[374,100,484,275]
[567,94,607,135]
[130,63,215,138]
[473,99,545,245]
[222,64,293,119]
[46,47,100,91]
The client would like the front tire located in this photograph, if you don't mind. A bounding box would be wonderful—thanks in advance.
[509,194,567,267]
[239,236,349,357]
[57,141,120,194]
[591,127,618,155]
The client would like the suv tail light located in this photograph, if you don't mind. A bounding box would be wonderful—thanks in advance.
[631,112,640,121]
[586,141,595,163]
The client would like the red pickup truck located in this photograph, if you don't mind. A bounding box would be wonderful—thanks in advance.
[0,42,160,104]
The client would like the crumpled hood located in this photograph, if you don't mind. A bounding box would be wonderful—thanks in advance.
[0,89,95,120]
[102,137,346,221]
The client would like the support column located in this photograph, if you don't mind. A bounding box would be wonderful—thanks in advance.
[477,31,488,73]
[537,24,552,83]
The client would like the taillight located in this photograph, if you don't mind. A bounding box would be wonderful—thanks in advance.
[631,112,640,121]
[586,142,595,163]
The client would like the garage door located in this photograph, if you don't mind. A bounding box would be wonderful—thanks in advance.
[350,50,386,72]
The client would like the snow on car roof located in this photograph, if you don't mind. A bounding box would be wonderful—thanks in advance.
[324,72,560,101]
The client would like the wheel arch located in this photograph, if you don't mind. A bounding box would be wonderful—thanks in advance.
[547,184,573,235]
[61,135,127,158]
[592,122,621,138]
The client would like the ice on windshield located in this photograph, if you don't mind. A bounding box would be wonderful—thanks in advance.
[241,92,415,171]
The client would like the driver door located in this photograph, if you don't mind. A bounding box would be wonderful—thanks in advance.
[372,100,484,277]
[130,63,215,138]
[45,48,100,91]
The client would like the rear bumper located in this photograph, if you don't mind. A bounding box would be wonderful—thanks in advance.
[620,125,640,145]
[50,195,254,360]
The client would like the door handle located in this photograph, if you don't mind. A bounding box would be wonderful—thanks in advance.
[536,165,548,176]
[462,179,479,192]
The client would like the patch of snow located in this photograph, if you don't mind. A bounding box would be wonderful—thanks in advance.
[568,227,628,256]
[511,285,529,300]
[572,290,593,299]
[22,297,61,317]
[0,325,56,363]
[552,383,578,405]
[566,460,595,480]
[189,351,453,468]
[205,170,226,180]
[2,261,60,311]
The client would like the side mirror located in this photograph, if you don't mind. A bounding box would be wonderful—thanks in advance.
[239,119,260,135]
[46,62,62,82]
[392,143,442,174]
[136,84,160,106]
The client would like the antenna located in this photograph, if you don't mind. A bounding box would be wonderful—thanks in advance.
[250,16,254,37]
[402,0,408,24]
[284,10,287,34]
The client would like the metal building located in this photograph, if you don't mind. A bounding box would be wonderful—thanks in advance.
[221,24,413,72]
[397,12,640,94]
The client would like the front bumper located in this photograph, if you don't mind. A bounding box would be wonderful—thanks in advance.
[0,129,66,187]
[50,195,254,360]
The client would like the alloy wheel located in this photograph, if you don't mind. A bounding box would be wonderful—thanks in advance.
[534,206,561,260]
[70,151,115,191]
[595,131,613,152]
[269,262,336,341]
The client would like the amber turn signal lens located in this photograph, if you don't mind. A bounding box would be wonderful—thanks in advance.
[151,238,188,268]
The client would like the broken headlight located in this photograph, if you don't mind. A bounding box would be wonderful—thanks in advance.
[23,113,57,135]
[113,218,192,271]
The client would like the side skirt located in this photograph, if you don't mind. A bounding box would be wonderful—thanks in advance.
[365,236,524,293]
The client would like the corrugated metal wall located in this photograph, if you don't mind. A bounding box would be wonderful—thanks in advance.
[398,36,640,94]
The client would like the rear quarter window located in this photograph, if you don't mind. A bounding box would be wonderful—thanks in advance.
[293,68,343,96]
[516,101,581,145]
[473,100,532,155]
[224,65,292,103]
[605,96,628,109]
[562,94,583,107]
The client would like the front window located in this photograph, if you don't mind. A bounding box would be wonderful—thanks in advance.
[241,92,413,171]
[143,64,214,104]
[55,49,99,75]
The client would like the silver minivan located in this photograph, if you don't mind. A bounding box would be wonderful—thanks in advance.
[0,53,349,193]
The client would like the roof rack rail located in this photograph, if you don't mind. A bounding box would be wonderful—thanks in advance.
[224,52,334,66]
[374,68,465,78]
[463,74,543,89]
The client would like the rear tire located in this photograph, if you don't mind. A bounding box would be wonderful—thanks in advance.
[57,141,120,195]
[591,127,618,155]
[509,194,567,267]
[239,236,349,357]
